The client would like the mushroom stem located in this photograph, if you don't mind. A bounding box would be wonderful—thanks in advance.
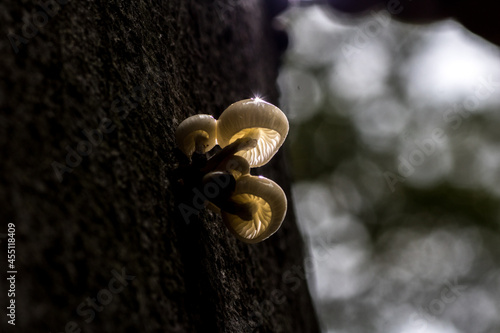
[194,135,209,154]
[202,137,257,173]
[215,199,254,221]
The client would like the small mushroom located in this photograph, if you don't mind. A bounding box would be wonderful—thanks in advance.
[217,98,289,167]
[221,175,287,243]
[175,114,217,157]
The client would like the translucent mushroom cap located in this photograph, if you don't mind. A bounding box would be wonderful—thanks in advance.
[222,175,287,243]
[175,114,217,157]
[217,98,289,167]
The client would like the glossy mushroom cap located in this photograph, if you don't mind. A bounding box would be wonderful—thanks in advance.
[221,175,287,244]
[175,114,217,157]
[217,98,289,167]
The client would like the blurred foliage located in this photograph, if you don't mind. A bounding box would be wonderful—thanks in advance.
[288,110,358,180]
[278,5,500,333]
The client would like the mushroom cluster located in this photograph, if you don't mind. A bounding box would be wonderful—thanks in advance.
[175,98,289,243]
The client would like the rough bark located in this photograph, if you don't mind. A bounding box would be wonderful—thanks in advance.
[0,1,320,332]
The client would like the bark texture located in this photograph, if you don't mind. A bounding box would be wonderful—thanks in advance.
[0,1,320,332]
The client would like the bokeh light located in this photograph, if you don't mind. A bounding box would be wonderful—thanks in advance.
[278,4,500,333]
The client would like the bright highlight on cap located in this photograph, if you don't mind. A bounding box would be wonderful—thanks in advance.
[175,114,217,157]
[217,99,289,167]
[221,175,287,244]
[174,98,290,243]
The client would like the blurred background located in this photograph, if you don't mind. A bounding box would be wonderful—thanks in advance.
[276,4,500,333]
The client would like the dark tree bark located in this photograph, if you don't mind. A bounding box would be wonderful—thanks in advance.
[1,1,320,332]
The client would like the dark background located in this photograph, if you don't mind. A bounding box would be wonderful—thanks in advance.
[0,1,319,332]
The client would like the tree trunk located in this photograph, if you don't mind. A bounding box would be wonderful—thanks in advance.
[1,1,320,332]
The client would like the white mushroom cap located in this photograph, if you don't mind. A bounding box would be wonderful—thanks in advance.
[221,175,287,243]
[175,114,217,157]
[217,98,289,167]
